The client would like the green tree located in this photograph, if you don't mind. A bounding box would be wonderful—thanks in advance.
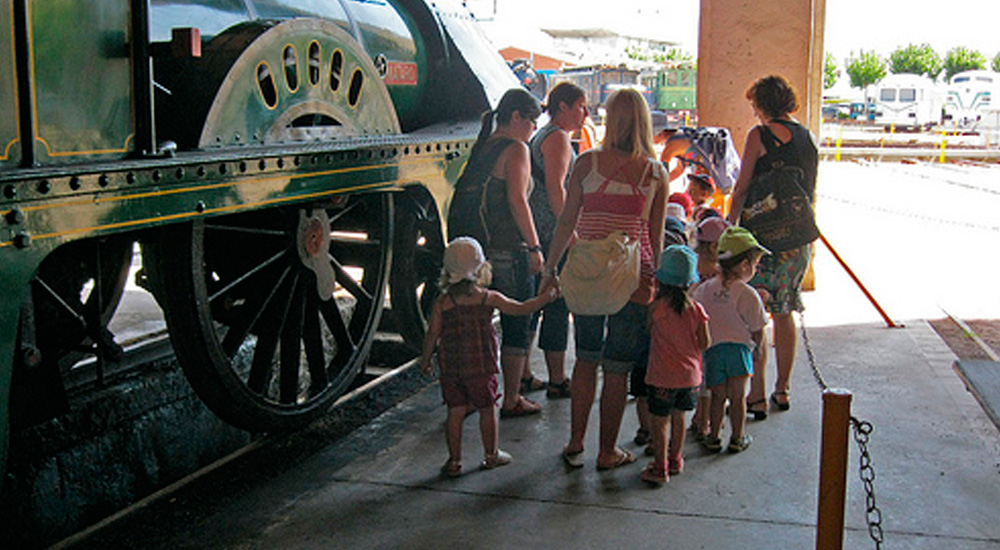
[824,52,838,89]
[991,52,1000,73]
[943,47,986,81]
[889,43,942,80]
[845,51,886,89]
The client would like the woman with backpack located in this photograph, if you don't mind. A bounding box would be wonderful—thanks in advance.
[726,75,819,418]
[448,88,547,417]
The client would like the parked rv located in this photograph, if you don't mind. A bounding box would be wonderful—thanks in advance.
[874,74,944,130]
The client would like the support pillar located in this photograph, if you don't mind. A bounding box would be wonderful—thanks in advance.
[698,0,826,145]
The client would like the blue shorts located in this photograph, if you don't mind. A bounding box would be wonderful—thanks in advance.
[574,301,648,375]
[703,343,753,387]
[647,386,699,417]
[489,248,535,354]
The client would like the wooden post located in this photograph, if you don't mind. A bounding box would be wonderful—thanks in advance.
[816,388,853,550]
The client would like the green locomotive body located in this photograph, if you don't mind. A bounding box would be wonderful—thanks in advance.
[0,0,518,478]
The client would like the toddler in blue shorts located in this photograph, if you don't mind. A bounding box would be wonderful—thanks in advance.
[691,227,769,454]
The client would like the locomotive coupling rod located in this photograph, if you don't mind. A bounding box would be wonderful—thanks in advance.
[816,388,852,550]
[819,233,901,329]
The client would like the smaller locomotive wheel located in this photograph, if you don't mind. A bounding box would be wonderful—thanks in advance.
[145,194,392,432]
[390,191,444,349]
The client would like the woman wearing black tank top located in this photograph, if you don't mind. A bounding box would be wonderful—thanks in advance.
[727,75,819,419]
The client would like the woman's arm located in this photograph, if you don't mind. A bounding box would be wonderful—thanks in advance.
[543,151,590,276]
[726,126,765,226]
[540,130,573,218]
[647,162,669,268]
[503,142,544,273]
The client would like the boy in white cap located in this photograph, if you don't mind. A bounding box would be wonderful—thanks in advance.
[421,237,557,477]
[691,227,769,453]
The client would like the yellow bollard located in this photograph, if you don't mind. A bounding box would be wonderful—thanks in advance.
[816,389,853,550]
[835,125,843,162]
[940,130,947,163]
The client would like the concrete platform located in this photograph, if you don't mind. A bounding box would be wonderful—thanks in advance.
[51,161,1000,548]
[57,316,1000,549]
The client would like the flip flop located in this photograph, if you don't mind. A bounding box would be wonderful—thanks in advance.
[562,448,584,469]
[747,397,768,420]
[596,448,637,471]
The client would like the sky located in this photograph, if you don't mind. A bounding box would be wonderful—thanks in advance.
[468,0,1000,64]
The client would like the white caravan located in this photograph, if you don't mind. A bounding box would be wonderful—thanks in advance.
[874,74,944,130]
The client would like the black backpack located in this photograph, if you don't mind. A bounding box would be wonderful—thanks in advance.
[446,136,517,248]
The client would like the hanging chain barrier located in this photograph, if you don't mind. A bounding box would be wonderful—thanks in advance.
[799,312,885,549]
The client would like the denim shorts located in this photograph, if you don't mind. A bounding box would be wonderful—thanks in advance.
[647,386,699,417]
[530,294,569,352]
[574,300,649,374]
[488,248,534,354]
[703,343,754,387]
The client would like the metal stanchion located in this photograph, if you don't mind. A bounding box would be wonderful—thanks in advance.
[816,389,853,550]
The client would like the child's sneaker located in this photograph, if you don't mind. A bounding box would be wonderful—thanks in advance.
[702,435,723,452]
[640,462,668,485]
[728,434,753,453]
[480,449,513,469]
[668,454,684,475]
[440,459,462,478]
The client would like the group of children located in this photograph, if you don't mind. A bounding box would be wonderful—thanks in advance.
[420,176,772,485]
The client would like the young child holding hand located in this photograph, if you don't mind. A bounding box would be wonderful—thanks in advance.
[421,237,556,477]
[691,227,769,454]
[641,245,710,485]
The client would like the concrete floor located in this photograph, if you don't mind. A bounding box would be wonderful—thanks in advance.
[57,161,1000,549]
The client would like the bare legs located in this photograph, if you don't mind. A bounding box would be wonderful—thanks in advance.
[771,312,796,405]
[446,404,499,462]
[709,375,750,441]
[564,359,598,454]
[748,312,795,410]
[544,350,568,385]
[650,410,687,470]
[597,372,629,464]
[563,361,630,466]
[500,350,534,411]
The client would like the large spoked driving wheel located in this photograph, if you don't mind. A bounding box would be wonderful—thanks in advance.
[146,194,392,431]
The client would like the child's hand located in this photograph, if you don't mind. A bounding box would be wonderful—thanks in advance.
[420,356,436,377]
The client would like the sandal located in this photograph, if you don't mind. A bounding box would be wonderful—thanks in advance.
[546,378,571,399]
[480,449,512,470]
[770,390,791,411]
[668,454,684,475]
[596,448,637,471]
[633,427,651,446]
[747,398,768,420]
[640,462,668,485]
[440,459,462,478]
[520,375,546,393]
[500,396,542,418]
[562,448,584,469]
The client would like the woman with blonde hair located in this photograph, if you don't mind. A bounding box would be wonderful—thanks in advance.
[542,88,669,470]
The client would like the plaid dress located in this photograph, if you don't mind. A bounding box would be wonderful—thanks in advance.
[438,293,499,380]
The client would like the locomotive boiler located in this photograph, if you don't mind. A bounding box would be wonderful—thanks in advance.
[0,0,518,479]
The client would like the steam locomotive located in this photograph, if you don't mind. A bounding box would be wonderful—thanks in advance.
[0,0,517,478]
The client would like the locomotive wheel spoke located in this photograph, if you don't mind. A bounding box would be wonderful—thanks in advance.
[147,194,392,431]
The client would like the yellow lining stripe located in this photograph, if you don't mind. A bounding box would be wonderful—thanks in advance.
[0,179,427,248]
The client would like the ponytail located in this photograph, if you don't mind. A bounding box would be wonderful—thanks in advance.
[471,109,497,157]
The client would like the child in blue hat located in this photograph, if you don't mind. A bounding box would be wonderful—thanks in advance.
[640,245,711,485]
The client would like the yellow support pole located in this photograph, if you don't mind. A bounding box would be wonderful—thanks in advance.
[834,124,843,162]
[940,130,947,163]
[816,389,853,550]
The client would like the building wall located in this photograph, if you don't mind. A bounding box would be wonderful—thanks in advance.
[698,0,826,152]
